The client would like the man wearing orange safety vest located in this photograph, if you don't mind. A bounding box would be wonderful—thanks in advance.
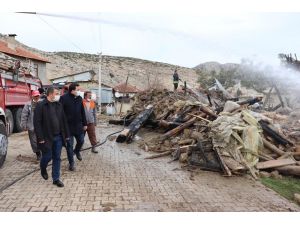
[83,91,98,153]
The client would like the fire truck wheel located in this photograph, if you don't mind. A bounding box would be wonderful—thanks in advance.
[0,120,8,168]
[5,109,14,136]
[13,108,23,133]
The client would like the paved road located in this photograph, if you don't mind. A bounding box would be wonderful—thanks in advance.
[0,125,299,212]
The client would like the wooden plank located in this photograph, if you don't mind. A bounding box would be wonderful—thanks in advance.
[159,117,196,142]
[144,151,172,159]
[263,86,273,109]
[171,144,196,151]
[262,138,285,156]
[256,158,296,169]
[199,105,218,119]
[274,84,284,108]
[215,148,232,176]
[187,113,211,123]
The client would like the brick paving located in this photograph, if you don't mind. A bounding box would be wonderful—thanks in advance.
[0,125,299,212]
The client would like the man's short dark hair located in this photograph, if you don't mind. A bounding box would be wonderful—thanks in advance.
[68,82,79,93]
[84,91,91,98]
[46,86,58,96]
[38,87,45,94]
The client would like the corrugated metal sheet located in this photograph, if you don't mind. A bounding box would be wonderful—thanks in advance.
[52,71,94,83]
[90,87,113,104]
[73,72,92,82]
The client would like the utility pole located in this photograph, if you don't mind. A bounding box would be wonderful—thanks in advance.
[119,74,129,115]
[98,52,102,113]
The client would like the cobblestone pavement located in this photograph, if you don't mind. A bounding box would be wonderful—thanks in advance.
[0,125,299,212]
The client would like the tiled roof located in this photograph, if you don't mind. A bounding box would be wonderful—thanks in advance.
[113,82,140,93]
[0,40,50,63]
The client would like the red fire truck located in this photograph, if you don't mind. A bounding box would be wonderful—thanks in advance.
[0,60,42,167]
[0,61,42,135]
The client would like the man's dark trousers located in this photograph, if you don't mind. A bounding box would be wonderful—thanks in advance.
[69,132,85,155]
[40,135,63,181]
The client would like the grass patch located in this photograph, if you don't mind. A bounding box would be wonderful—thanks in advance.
[261,176,300,203]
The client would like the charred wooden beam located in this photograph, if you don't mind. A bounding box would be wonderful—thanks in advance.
[158,120,182,129]
[116,105,154,143]
[172,106,193,123]
[109,119,132,126]
[206,92,213,107]
[259,120,293,146]
[159,117,197,142]
[238,97,262,106]
[271,103,282,111]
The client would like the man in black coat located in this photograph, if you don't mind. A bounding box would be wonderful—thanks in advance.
[60,83,87,170]
[34,87,70,187]
[173,69,182,91]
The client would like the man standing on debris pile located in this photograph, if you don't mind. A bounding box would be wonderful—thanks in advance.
[60,82,87,171]
[173,69,182,91]
[83,91,98,153]
[34,87,70,187]
[20,90,42,160]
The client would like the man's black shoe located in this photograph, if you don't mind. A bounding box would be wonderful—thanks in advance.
[41,168,48,180]
[53,180,64,187]
[75,152,82,161]
[69,164,75,171]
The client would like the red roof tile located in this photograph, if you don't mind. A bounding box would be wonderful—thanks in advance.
[113,82,140,93]
[0,40,50,63]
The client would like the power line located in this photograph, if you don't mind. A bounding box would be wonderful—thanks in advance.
[36,14,85,52]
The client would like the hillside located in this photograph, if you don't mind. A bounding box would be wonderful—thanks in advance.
[0,34,199,90]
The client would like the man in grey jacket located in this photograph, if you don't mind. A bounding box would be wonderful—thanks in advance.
[83,91,98,153]
[20,90,42,160]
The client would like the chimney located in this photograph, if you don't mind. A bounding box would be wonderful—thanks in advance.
[6,34,17,50]
[8,34,17,39]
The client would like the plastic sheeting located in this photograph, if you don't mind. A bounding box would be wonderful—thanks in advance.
[210,110,263,177]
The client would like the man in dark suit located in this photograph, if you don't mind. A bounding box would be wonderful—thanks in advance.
[34,87,70,187]
[60,83,87,171]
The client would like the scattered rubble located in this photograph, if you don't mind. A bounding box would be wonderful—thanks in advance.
[110,84,300,179]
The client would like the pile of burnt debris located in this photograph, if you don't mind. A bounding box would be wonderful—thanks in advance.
[109,81,300,179]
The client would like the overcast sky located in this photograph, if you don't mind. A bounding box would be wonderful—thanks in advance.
[0,12,299,68]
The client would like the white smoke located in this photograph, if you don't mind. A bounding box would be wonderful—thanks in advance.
[239,57,300,109]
